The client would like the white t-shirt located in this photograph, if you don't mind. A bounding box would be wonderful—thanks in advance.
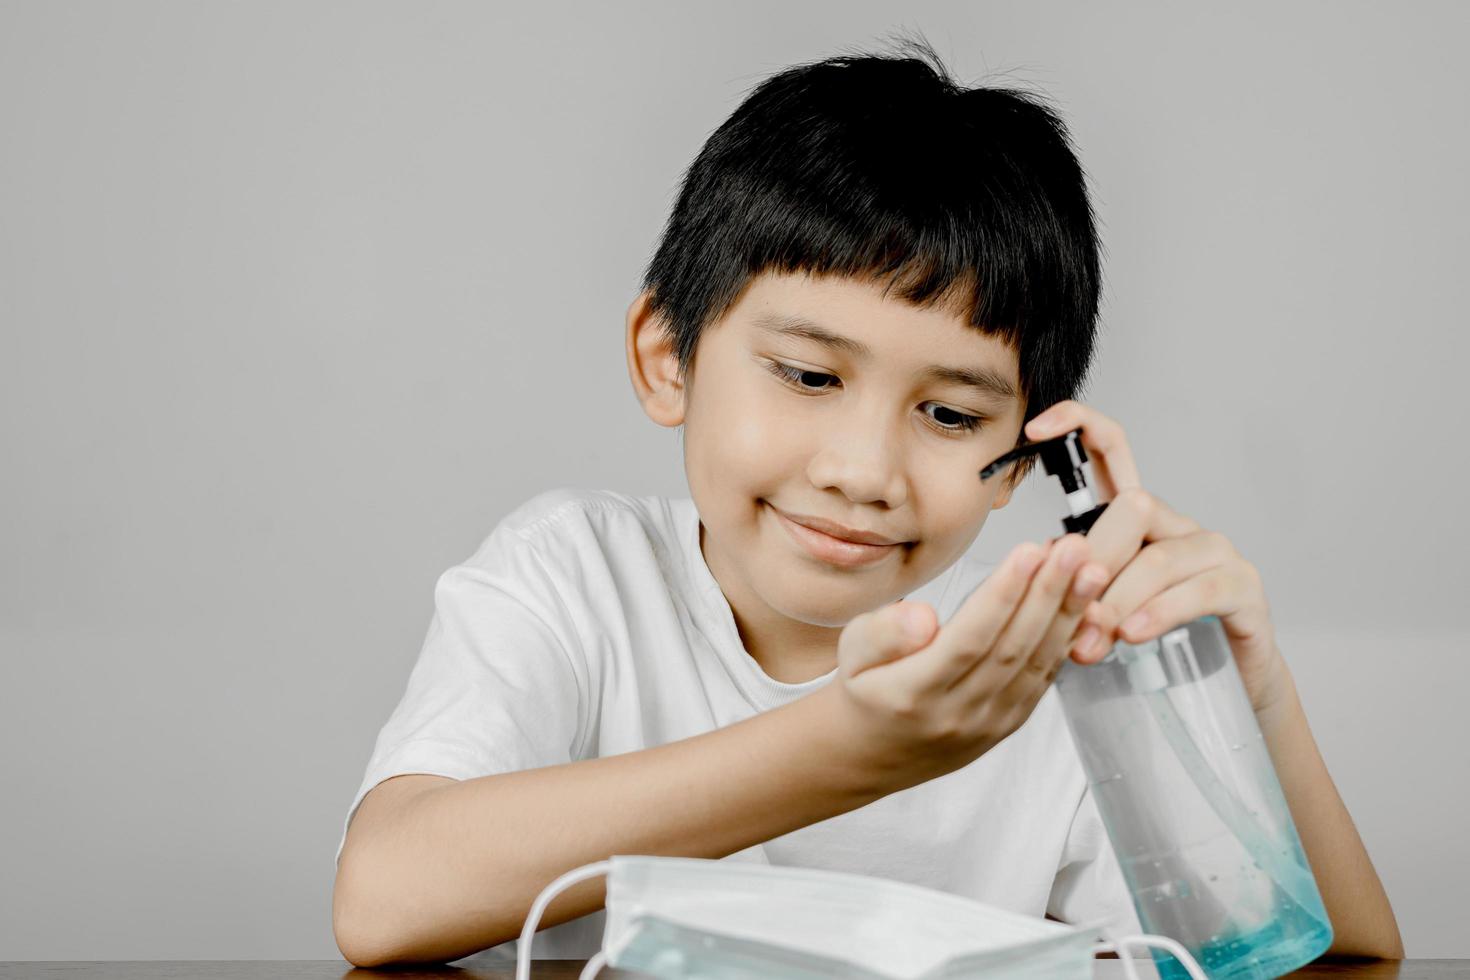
[338,486,1142,966]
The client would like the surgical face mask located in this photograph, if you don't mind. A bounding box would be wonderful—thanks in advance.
[513,855,1208,980]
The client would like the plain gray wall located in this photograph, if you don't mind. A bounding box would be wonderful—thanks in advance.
[2,0,1466,961]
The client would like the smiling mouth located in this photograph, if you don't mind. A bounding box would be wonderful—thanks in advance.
[768,503,908,567]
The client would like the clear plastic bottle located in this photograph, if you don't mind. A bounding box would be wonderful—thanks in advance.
[980,430,1333,979]
[1055,616,1332,978]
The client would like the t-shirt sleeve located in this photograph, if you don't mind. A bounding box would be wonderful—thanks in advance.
[335,520,588,866]
[1046,784,1144,940]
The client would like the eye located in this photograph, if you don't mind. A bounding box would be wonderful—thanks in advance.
[926,403,986,434]
[762,360,986,435]
[765,360,839,392]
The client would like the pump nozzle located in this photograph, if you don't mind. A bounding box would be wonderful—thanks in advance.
[979,426,1110,535]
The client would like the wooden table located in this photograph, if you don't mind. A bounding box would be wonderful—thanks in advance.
[1,961,1464,978]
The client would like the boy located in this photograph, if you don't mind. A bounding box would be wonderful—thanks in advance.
[332,38,1402,967]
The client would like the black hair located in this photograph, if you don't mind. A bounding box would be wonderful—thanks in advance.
[639,31,1105,485]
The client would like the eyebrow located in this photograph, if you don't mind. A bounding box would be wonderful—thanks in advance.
[752,312,1021,406]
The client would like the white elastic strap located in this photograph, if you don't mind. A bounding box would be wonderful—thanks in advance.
[578,950,608,980]
[516,859,612,980]
[1095,934,1209,980]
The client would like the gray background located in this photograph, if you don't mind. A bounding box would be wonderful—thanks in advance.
[2,0,1465,961]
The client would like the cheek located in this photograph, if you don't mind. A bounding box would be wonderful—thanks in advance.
[919,466,992,533]
[707,384,801,472]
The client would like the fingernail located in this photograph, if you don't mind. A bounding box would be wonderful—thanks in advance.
[1120,611,1149,635]
[1074,626,1099,658]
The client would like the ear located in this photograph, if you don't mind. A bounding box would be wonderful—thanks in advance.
[625,289,687,428]
[990,474,1017,511]
[988,432,1030,510]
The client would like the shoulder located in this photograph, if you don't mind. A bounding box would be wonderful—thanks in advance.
[466,486,683,573]
[486,486,613,531]
[431,486,680,654]
[489,485,670,538]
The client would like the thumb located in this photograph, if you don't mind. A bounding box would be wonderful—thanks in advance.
[839,600,936,678]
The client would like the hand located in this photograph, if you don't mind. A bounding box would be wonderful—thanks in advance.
[822,533,1110,793]
[1023,400,1292,716]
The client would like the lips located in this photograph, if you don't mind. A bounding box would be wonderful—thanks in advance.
[769,504,905,568]
[775,509,905,546]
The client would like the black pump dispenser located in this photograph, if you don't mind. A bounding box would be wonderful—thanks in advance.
[979,427,1109,536]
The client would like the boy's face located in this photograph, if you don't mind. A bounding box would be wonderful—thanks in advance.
[627,269,1027,680]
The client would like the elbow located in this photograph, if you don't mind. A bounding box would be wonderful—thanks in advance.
[333,855,440,968]
[1323,940,1406,963]
[332,853,511,967]
[334,885,447,968]
[337,938,434,971]
[334,911,384,967]
[335,927,449,970]
[1373,927,1407,961]
[1365,920,1408,961]
[333,861,391,967]
[335,929,391,970]
[1322,920,1406,962]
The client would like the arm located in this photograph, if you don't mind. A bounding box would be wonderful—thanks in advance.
[1254,657,1405,959]
[332,682,881,967]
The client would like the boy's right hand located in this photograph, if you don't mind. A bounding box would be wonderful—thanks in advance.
[824,534,1109,793]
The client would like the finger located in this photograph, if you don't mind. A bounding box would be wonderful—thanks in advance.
[1080,487,1202,591]
[1111,564,1256,648]
[1069,559,1251,664]
[1023,400,1142,502]
[906,541,1046,695]
[837,599,939,680]
[1067,598,1124,664]
[1023,558,1111,681]
[1085,530,1237,645]
[949,533,1090,695]
[993,538,1101,694]
[1105,567,1246,652]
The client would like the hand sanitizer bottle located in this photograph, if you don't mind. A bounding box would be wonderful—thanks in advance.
[980,429,1334,980]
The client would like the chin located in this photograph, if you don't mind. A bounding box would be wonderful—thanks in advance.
[767,594,874,630]
[756,556,912,626]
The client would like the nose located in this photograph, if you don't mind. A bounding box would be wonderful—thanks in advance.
[804,397,910,509]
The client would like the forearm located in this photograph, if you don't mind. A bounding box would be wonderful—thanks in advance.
[335,682,884,966]
[1255,659,1405,959]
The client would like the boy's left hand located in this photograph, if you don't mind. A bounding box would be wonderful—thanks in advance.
[1021,401,1292,718]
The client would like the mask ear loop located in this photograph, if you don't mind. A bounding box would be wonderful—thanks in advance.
[578,951,609,980]
[516,859,613,980]
[1093,934,1209,980]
